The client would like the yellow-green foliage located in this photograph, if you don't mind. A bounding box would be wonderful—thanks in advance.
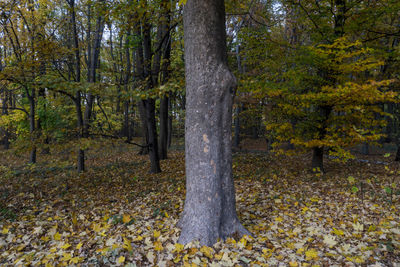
[265,37,398,158]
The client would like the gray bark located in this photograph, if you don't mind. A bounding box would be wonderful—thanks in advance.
[178,0,250,246]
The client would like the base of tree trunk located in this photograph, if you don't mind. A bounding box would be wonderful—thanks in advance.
[30,148,37,164]
[77,149,85,172]
[311,146,324,173]
[361,143,369,155]
[138,147,149,155]
[178,213,251,246]
[395,145,400,161]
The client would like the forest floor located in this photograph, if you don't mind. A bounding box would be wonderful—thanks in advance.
[0,139,399,266]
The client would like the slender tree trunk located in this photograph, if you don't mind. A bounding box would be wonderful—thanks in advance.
[123,100,131,141]
[142,15,161,173]
[159,97,168,159]
[159,0,171,159]
[167,98,172,148]
[68,0,85,172]
[144,99,161,173]
[138,99,149,155]
[1,88,10,149]
[123,29,132,140]
[28,88,36,164]
[178,0,250,245]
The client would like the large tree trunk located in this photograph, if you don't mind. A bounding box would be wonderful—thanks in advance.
[178,0,250,246]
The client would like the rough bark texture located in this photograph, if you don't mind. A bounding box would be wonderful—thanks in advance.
[178,0,250,246]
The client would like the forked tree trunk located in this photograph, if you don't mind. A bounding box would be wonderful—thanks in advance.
[178,0,250,246]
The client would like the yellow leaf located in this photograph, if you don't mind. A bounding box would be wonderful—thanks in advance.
[214,252,223,260]
[173,255,181,263]
[332,227,344,236]
[92,223,102,232]
[305,249,319,260]
[61,252,72,261]
[238,237,247,249]
[76,242,83,249]
[200,246,214,258]
[134,235,143,242]
[117,256,125,264]
[123,214,131,224]
[54,232,61,241]
[174,243,184,253]
[296,248,305,255]
[71,212,77,226]
[289,262,298,267]
[70,257,80,264]
[123,238,133,251]
[153,230,161,239]
[154,241,163,251]
[61,243,71,249]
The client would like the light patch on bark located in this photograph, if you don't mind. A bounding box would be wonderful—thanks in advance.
[204,146,209,153]
[203,134,209,143]
[211,159,216,174]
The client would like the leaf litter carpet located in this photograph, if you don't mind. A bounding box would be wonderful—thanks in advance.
[0,146,399,266]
